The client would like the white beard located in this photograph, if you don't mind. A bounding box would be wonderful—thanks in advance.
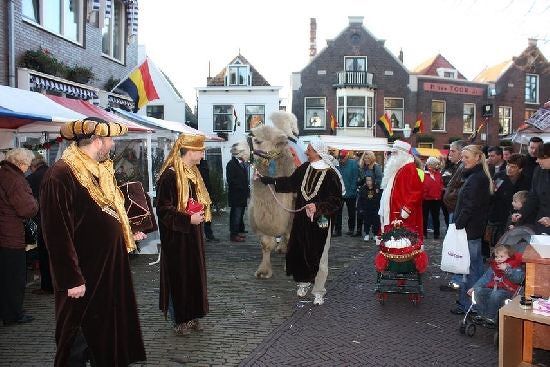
[381,152,412,189]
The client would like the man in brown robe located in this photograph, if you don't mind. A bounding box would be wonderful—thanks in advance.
[40,117,146,366]
[258,140,343,305]
[156,133,211,335]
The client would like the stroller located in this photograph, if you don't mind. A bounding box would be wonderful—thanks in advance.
[458,225,534,343]
[374,225,428,305]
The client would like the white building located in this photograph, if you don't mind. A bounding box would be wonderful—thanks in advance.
[197,55,282,179]
[137,45,186,123]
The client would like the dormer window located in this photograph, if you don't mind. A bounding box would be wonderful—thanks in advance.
[226,64,250,86]
[436,67,457,79]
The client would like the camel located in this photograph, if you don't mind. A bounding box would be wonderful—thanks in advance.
[244,112,300,278]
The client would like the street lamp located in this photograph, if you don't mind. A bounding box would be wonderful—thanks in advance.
[403,123,412,138]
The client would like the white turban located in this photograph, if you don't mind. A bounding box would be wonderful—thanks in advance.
[310,139,346,195]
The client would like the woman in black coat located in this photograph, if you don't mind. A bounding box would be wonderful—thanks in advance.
[451,144,493,315]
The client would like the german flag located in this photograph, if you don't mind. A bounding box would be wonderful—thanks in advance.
[412,113,424,134]
[376,112,393,138]
[117,59,159,112]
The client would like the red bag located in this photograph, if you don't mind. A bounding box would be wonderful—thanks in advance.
[185,198,204,215]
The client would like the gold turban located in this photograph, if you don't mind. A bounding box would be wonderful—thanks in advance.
[61,117,128,140]
[158,134,212,222]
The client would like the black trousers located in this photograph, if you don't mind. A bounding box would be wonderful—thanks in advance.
[37,228,53,291]
[229,206,246,236]
[0,247,26,323]
[422,199,441,238]
[335,197,356,233]
[362,213,380,236]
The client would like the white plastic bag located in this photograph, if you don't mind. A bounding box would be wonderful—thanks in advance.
[440,223,470,274]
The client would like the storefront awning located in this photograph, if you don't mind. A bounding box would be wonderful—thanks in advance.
[114,108,223,141]
[413,147,443,157]
[47,95,152,133]
[0,86,84,132]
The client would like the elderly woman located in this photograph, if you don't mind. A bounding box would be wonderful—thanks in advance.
[0,148,38,326]
[422,156,444,239]
[451,145,493,315]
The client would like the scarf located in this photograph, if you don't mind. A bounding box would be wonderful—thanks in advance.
[158,142,212,222]
[62,143,135,252]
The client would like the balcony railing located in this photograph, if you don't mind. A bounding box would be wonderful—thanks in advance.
[336,71,374,87]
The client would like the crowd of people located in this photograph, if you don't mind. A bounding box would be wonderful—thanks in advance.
[0,112,549,365]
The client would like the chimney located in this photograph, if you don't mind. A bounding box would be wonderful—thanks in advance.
[309,18,317,58]
[528,38,537,47]
[398,48,403,63]
[348,16,364,25]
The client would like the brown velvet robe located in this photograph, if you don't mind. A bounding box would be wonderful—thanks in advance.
[40,161,145,366]
[273,162,342,282]
[156,168,208,324]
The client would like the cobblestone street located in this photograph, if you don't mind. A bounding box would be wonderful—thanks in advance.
[0,212,547,366]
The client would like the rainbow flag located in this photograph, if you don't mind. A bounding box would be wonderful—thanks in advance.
[413,113,424,134]
[376,112,393,138]
[118,60,159,111]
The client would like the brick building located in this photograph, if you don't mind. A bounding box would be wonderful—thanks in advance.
[292,16,550,149]
[1,0,138,93]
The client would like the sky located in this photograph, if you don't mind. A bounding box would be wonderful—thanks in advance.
[138,0,550,109]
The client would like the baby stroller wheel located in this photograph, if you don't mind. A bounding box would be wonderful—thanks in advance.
[458,320,466,334]
[465,323,476,337]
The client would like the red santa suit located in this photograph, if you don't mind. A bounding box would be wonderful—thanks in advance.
[379,141,423,241]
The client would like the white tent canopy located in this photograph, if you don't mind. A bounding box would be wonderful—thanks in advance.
[299,135,390,151]
[115,108,202,134]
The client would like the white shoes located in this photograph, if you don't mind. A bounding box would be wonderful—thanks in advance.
[297,283,311,297]
[363,235,369,241]
[313,294,324,305]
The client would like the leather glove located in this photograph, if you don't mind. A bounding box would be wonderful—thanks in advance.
[259,176,276,185]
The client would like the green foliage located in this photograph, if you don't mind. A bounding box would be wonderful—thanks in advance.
[65,66,95,84]
[20,48,66,76]
[208,169,227,214]
[104,77,121,92]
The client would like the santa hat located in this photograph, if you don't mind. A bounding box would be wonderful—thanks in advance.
[391,140,411,154]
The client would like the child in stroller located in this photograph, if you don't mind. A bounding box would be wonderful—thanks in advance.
[467,244,525,328]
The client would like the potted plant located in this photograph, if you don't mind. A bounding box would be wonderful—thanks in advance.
[19,48,66,76]
[65,66,95,84]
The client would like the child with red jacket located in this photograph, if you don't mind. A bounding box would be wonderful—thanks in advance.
[467,244,524,326]
[422,157,444,239]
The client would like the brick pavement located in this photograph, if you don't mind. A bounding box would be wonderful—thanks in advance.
[0,212,547,366]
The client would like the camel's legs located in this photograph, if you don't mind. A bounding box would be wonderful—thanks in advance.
[255,235,277,279]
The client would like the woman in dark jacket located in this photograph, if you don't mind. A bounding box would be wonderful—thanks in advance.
[0,148,38,325]
[451,144,493,315]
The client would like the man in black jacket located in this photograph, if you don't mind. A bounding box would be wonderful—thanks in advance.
[522,136,543,188]
[226,143,250,242]
[26,155,53,294]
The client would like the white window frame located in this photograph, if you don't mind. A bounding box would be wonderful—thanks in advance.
[525,74,539,104]
[337,95,373,129]
[344,56,367,72]
[383,97,405,130]
[212,105,234,132]
[462,103,476,134]
[22,0,84,45]
[304,97,326,130]
[226,65,250,86]
[245,105,265,132]
[431,100,446,132]
[436,67,457,79]
[102,0,126,62]
[498,106,512,136]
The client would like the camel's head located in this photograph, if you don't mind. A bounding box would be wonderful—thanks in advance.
[248,125,288,170]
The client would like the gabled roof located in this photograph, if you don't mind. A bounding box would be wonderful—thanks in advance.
[473,59,513,83]
[206,55,271,87]
[411,54,467,79]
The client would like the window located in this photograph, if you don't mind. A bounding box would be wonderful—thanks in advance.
[337,96,373,128]
[345,57,367,72]
[245,105,265,131]
[384,98,404,129]
[525,74,539,104]
[304,97,326,129]
[463,103,475,133]
[146,105,164,120]
[22,0,83,43]
[498,106,512,135]
[443,71,454,78]
[431,100,446,131]
[102,0,125,61]
[213,105,233,132]
[525,108,537,121]
[437,67,457,79]
[227,66,250,86]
